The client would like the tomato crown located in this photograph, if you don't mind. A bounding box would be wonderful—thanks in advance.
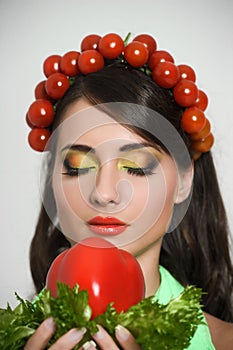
[26,32,214,158]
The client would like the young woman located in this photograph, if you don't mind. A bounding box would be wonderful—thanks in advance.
[24,33,233,349]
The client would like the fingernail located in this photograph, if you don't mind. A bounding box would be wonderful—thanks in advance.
[115,325,130,341]
[82,340,97,349]
[69,327,87,342]
[44,317,55,330]
[93,325,104,340]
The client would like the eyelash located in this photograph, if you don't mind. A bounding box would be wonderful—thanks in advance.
[61,158,97,176]
[62,168,93,176]
[123,167,155,176]
[122,159,157,176]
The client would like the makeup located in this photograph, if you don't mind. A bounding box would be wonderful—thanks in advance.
[87,216,127,236]
[61,144,161,177]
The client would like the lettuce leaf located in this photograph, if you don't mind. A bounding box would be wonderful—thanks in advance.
[0,284,205,349]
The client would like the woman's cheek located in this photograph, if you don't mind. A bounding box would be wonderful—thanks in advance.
[52,174,84,237]
[135,163,178,233]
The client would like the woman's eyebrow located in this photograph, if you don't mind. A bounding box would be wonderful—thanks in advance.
[61,144,95,153]
[119,142,161,152]
[60,143,161,154]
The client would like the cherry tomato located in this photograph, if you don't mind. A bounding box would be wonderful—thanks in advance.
[81,34,101,51]
[192,133,214,153]
[148,50,174,70]
[25,112,35,129]
[152,61,180,88]
[98,33,124,59]
[133,34,157,56]
[190,118,211,140]
[28,128,51,152]
[193,90,208,111]
[78,49,105,74]
[178,64,196,82]
[46,237,145,319]
[173,80,199,107]
[28,99,54,128]
[181,106,206,133]
[124,41,149,68]
[43,54,61,77]
[45,72,70,99]
[60,51,80,76]
[34,80,52,100]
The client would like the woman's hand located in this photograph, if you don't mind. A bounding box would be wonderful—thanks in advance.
[80,325,141,350]
[24,317,86,350]
[24,319,141,350]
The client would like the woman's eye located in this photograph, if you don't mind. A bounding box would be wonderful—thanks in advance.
[118,159,158,176]
[62,152,98,176]
[124,166,154,176]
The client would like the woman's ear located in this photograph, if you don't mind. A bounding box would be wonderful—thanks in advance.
[175,163,194,204]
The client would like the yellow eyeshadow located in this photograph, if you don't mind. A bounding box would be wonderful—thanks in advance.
[118,159,140,170]
[118,147,162,170]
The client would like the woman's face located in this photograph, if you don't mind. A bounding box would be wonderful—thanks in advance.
[51,98,188,255]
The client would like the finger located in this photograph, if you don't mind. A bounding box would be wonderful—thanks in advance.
[92,325,119,350]
[79,340,97,349]
[115,325,141,350]
[48,327,86,350]
[24,317,56,350]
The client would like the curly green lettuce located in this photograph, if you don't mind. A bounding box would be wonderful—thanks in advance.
[0,283,205,350]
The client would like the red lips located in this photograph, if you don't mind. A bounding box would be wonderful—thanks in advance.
[87,216,127,236]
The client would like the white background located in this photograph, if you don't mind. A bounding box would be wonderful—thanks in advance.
[0,0,232,308]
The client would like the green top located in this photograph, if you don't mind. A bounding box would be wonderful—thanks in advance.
[153,266,215,349]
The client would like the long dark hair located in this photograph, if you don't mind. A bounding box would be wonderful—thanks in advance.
[30,62,233,321]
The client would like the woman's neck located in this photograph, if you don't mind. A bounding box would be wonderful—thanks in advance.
[136,240,162,298]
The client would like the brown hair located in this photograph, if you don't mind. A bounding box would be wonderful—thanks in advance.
[30,62,233,321]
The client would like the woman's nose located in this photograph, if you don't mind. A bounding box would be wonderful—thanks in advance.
[89,161,120,207]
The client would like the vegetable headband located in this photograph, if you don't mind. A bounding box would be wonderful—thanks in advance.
[25,32,214,160]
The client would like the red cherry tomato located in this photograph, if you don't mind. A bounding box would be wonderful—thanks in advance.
[81,34,101,51]
[43,54,61,77]
[45,73,70,99]
[34,80,52,100]
[124,41,149,68]
[193,90,208,111]
[178,64,196,82]
[181,107,206,133]
[190,118,211,140]
[152,61,180,88]
[98,33,124,59]
[192,132,214,153]
[28,99,54,128]
[60,51,80,76]
[133,34,157,56]
[173,80,199,107]
[25,112,35,129]
[148,50,174,70]
[78,50,105,74]
[28,128,51,152]
[46,237,145,319]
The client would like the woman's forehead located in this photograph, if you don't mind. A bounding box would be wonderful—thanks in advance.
[56,101,145,150]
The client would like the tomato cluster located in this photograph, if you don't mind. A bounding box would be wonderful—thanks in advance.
[26,32,213,156]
